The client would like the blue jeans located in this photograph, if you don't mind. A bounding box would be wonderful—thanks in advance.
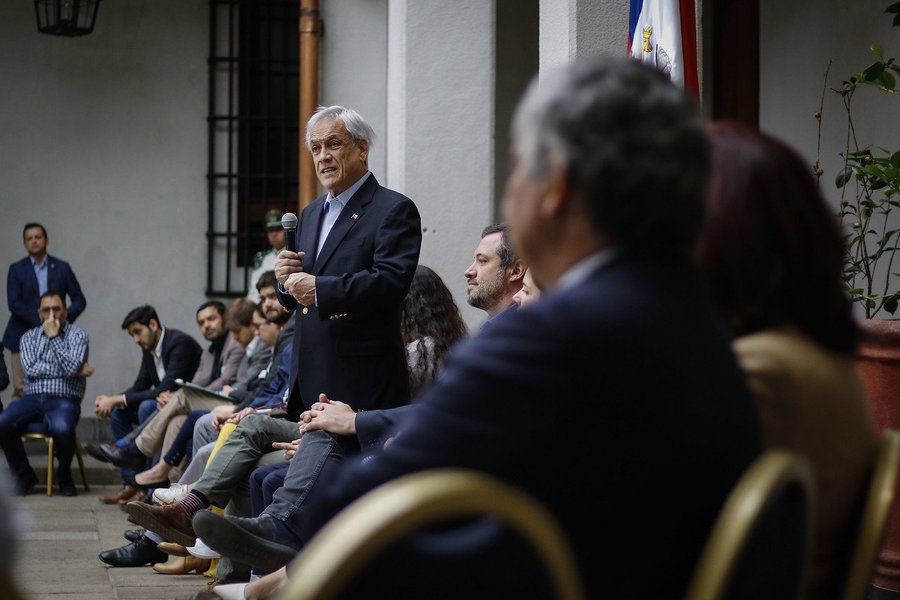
[264,428,350,537]
[0,394,81,483]
[250,462,289,517]
[109,399,156,478]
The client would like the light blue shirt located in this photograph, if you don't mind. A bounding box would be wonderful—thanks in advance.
[317,171,371,256]
[30,257,48,296]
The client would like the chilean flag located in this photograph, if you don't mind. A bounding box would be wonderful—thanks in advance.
[628,0,699,97]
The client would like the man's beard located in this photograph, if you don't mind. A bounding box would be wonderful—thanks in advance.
[466,272,505,311]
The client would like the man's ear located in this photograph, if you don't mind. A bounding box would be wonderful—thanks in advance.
[357,139,369,162]
[507,259,526,283]
[538,159,573,219]
[148,319,160,333]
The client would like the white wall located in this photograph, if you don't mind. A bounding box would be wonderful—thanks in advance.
[387,0,496,330]
[0,1,209,416]
[539,0,628,74]
[760,0,900,207]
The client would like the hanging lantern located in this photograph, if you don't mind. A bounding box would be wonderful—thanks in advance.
[34,0,101,37]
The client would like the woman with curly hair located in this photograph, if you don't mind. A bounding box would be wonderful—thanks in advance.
[402,265,468,397]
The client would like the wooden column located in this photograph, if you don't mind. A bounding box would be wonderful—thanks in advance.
[299,0,321,210]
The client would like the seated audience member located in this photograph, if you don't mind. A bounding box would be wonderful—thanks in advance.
[512,267,541,308]
[465,223,524,325]
[696,122,875,598]
[93,305,202,441]
[260,57,760,598]
[89,305,202,502]
[0,292,90,496]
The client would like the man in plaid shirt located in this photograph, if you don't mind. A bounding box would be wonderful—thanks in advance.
[0,291,91,496]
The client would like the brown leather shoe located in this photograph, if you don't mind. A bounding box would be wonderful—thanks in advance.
[157,541,189,557]
[125,501,197,547]
[151,555,211,574]
[100,485,139,505]
[117,486,145,505]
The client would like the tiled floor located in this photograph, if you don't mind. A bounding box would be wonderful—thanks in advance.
[10,485,209,600]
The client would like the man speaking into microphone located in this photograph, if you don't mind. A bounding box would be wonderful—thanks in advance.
[274,102,421,462]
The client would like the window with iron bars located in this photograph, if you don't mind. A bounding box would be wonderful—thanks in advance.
[207,0,299,297]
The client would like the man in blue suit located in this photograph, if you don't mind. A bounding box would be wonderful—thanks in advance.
[123,106,421,554]
[282,57,763,598]
[3,223,86,400]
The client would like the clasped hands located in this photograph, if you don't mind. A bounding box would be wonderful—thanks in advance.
[299,393,357,436]
[275,250,316,307]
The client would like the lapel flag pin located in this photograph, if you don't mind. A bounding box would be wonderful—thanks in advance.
[351,213,359,220]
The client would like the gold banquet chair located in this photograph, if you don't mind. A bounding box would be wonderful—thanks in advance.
[684,450,815,600]
[21,421,90,496]
[277,468,585,600]
[842,429,900,600]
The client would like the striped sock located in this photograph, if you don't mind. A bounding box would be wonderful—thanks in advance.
[179,490,210,518]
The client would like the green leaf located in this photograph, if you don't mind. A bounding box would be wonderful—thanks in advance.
[836,167,853,188]
[891,151,900,169]
[888,1,900,13]
[880,70,897,90]
[862,61,886,82]
[886,296,899,314]
[873,43,885,59]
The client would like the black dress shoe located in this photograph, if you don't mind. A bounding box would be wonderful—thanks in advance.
[99,443,146,471]
[58,480,77,497]
[16,470,39,496]
[98,536,167,567]
[193,511,300,572]
[124,473,171,490]
[123,529,145,542]
[82,442,110,463]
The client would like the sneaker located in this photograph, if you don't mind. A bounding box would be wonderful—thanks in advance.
[152,483,189,505]
[187,537,221,560]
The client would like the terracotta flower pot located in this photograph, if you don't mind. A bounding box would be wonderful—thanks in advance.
[857,319,900,590]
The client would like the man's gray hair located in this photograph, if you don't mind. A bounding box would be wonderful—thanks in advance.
[511,56,710,255]
[481,223,518,271]
[306,105,376,150]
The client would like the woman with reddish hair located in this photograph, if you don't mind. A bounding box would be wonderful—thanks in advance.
[697,122,875,599]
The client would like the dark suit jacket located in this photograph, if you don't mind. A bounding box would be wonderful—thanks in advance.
[277,174,422,421]
[356,404,417,451]
[302,254,762,598]
[3,255,87,351]
[122,327,202,408]
[0,342,8,392]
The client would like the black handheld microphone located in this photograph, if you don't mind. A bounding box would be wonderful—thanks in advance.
[281,213,298,253]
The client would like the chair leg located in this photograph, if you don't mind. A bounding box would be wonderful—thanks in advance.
[46,437,54,497]
[74,437,90,492]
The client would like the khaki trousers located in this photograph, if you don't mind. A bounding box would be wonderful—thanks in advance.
[135,387,233,460]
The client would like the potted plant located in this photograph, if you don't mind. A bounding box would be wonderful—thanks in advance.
[815,5,900,591]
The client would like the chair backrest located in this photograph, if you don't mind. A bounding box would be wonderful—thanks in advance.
[684,450,815,600]
[841,429,900,600]
[277,468,585,600]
